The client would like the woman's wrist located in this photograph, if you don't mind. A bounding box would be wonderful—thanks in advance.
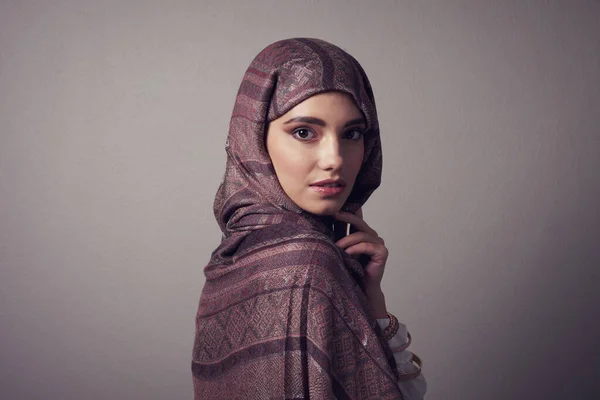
[365,286,388,318]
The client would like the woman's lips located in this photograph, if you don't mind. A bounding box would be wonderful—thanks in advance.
[309,185,345,196]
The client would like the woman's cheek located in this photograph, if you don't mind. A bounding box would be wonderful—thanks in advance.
[273,149,304,192]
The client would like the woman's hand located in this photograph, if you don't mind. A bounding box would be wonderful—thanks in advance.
[333,208,389,317]
[334,208,388,288]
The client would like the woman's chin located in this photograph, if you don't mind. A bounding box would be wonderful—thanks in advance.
[300,202,344,216]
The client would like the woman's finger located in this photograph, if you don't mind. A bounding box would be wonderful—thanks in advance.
[349,207,364,234]
[355,207,363,219]
[343,242,388,260]
[336,231,384,249]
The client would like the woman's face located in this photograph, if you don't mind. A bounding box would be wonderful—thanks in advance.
[266,91,365,216]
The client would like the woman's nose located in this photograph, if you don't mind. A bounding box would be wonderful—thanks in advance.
[317,136,343,170]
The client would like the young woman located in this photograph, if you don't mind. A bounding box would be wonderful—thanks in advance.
[192,38,426,399]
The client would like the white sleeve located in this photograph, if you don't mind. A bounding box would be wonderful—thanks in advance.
[377,318,428,400]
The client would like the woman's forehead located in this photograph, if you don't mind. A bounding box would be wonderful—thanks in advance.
[273,91,364,126]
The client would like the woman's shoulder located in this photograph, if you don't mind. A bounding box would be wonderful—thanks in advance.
[206,222,361,297]
[205,222,346,285]
[235,223,359,299]
[239,222,342,263]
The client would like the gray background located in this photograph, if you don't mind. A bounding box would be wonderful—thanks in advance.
[1,1,599,399]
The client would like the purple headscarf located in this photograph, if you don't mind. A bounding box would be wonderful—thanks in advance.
[192,38,402,399]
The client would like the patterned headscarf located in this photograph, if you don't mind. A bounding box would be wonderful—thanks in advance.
[193,38,402,399]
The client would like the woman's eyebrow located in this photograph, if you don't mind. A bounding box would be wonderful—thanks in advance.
[282,116,366,127]
[283,116,326,126]
[343,118,366,128]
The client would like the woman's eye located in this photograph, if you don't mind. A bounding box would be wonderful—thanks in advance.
[344,129,364,140]
[292,128,315,140]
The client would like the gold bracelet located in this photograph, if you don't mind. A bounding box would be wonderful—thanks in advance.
[382,311,399,340]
